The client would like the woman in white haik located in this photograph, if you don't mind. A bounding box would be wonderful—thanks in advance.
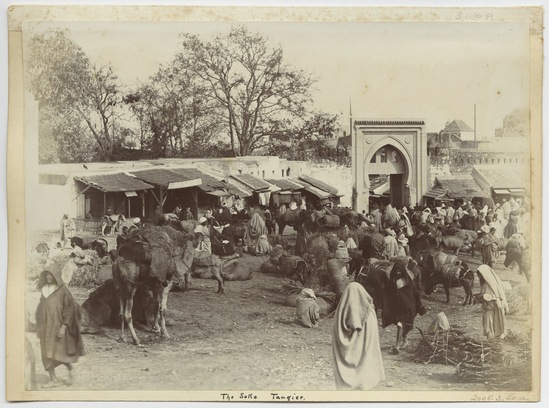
[332,282,385,390]
[475,265,509,339]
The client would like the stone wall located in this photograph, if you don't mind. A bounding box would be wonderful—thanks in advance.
[305,160,353,207]
[430,149,527,174]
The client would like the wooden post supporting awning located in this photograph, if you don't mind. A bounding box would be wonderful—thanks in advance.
[129,168,203,212]
[192,188,198,220]
[73,173,155,217]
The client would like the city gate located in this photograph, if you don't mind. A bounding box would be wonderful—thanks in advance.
[351,119,429,213]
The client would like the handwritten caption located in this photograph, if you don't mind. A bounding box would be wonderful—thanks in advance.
[220,392,305,402]
[455,11,494,21]
[471,394,529,402]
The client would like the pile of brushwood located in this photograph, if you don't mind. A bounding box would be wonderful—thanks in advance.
[415,327,531,390]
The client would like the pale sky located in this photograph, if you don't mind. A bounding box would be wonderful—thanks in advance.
[25,20,530,138]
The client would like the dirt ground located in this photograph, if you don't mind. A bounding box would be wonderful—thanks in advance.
[25,228,532,393]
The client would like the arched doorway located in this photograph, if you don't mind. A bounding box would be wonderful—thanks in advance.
[351,119,428,213]
[365,144,410,208]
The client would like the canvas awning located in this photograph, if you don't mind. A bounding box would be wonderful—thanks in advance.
[298,174,338,196]
[493,188,526,195]
[423,188,454,201]
[74,173,154,193]
[266,178,304,191]
[226,183,253,198]
[130,168,202,190]
[230,173,279,192]
[203,190,230,197]
[302,184,332,199]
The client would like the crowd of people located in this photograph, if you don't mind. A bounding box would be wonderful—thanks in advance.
[361,196,529,239]
[329,196,529,390]
[36,194,527,391]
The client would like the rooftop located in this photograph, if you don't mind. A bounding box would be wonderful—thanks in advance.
[473,165,528,189]
[266,178,304,191]
[74,173,154,193]
[230,173,274,192]
[434,175,490,198]
[354,119,425,126]
[130,168,202,188]
[299,174,339,196]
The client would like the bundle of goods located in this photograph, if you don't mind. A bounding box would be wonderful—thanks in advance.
[415,326,531,391]
[268,235,292,251]
[269,245,288,266]
[280,279,336,315]
[306,233,337,266]
[47,249,101,287]
[316,214,340,228]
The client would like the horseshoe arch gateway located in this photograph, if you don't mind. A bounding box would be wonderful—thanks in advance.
[351,119,429,213]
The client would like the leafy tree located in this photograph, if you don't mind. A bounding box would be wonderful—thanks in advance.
[39,105,97,163]
[26,29,125,162]
[497,108,530,138]
[125,64,222,158]
[177,26,317,156]
[268,112,340,160]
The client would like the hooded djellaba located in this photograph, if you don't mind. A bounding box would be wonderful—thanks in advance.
[255,234,272,255]
[35,267,85,388]
[332,282,385,390]
[476,265,509,339]
[381,258,426,354]
[244,212,268,249]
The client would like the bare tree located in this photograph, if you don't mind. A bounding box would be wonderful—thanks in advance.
[177,26,317,156]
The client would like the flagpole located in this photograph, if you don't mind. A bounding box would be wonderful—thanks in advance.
[350,97,357,210]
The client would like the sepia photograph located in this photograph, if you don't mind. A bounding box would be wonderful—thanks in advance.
[5,4,542,403]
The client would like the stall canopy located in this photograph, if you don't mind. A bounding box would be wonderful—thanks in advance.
[226,184,253,198]
[74,172,155,218]
[289,178,331,200]
[74,172,154,193]
[130,167,202,207]
[229,174,280,206]
[423,188,454,201]
[172,168,229,196]
[266,178,304,205]
[493,188,526,195]
[431,176,490,199]
[230,173,280,193]
[302,184,332,199]
[472,165,528,198]
[266,178,304,191]
[130,168,202,190]
[298,174,339,197]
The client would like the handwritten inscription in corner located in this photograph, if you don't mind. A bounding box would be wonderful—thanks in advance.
[471,394,530,402]
[455,11,494,21]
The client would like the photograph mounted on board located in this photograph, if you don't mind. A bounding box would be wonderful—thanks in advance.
[6,5,542,402]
